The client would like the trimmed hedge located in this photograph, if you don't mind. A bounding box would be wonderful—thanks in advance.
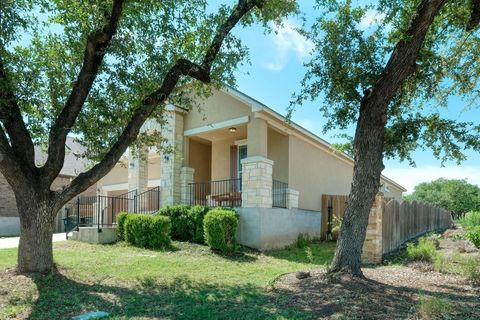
[158,205,193,241]
[189,205,210,243]
[204,208,239,253]
[158,205,210,243]
[116,212,130,241]
[124,214,171,249]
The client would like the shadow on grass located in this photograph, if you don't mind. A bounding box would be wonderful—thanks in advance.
[273,272,480,319]
[264,241,336,266]
[25,271,310,320]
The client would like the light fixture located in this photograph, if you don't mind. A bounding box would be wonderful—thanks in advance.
[229,127,237,133]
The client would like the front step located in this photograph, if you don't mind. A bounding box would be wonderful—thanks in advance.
[67,226,117,244]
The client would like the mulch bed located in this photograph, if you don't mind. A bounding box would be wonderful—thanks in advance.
[272,266,479,319]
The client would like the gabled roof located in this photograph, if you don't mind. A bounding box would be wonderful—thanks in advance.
[221,86,407,192]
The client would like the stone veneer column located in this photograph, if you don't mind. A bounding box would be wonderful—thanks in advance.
[241,156,274,208]
[180,167,195,205]
[286,188,300,209]
[361,195,384,264]
[160,107,185,205]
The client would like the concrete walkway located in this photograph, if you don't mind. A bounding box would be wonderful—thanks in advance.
[0,233,66,249]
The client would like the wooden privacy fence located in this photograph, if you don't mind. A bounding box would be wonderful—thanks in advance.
[321,194,453,263]
[380,198,452,254]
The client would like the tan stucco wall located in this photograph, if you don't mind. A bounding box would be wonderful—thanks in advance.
[211,139,233,181]
[148,157,161,181]
[267,128,289,182]
[98,163,128,187]
[183,89,251,131]
[288,136,354,211]
[188,139,212,182]
[288,135,403,211]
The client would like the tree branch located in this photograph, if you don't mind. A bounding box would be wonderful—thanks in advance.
[0,57,36,172]
[467,0,480,31]
[42,0,125,183]
[56,0,265,207]
[366,0,448,108]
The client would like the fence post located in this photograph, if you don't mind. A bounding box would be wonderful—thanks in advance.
[361,195,383,264]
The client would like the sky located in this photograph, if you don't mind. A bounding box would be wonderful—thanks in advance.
[219,0,480,194]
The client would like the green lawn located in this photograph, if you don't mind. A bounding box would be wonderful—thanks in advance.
[0,240,336,320]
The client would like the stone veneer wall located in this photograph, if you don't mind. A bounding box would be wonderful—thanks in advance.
[160,110,185,205]
[361,196,384,264]
[241,156,273,208]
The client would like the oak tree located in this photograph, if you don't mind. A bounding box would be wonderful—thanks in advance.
[294,0,480,276]
[0,0,295,273]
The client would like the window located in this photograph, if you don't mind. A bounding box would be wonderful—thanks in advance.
[237,145,247,178]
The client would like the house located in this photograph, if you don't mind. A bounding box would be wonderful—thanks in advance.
[0,137,96,237]
[95,87,406,249]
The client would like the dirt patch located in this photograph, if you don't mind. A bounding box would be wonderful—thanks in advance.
[272,266,479,319]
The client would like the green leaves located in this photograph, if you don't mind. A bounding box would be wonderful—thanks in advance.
[293,0,480,164]
[1,0,295,162]
[405,178,480,216]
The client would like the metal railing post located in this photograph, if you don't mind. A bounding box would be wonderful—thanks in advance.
[76,197,80,231]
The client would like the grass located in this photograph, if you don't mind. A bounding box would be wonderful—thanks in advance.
[406,237,439,262]
[417,295,454,320]
[0,240,336,320]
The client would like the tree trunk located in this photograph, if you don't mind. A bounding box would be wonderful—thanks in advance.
[17,196,56,273]
[328,97,387,277]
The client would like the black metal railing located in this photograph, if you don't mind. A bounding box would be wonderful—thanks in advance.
[64,187,160,234]
[189,178,241,208]
[273,179,288,208]
[135,187,161,214]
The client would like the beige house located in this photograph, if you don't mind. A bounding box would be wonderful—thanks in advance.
[96,87,405,249]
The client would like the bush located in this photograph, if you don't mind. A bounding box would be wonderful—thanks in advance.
[116,212,131,241]
[158,205,210,243]
[464,226,480,248]
[406,237,438,262]
[188,205,210,243]
[158,205,193,241]
[204,208,239,253]
[124,214,171,249]
[459,211,480,227]
[417,296,453,320]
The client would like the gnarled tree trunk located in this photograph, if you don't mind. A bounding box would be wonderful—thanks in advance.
[16,194,56,273]
[328,0,448,277]
[329,97,387,277]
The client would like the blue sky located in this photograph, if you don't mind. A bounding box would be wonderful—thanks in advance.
[224,0,480,193]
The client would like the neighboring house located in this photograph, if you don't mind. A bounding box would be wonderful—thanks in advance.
[95,87,406,249]
[0,137,96,237]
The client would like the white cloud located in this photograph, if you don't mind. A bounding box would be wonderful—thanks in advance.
[359,9,386,30]
[264,21,314,71]
[383,165,480,194]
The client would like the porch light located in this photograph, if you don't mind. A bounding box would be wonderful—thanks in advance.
[229,127,237,133]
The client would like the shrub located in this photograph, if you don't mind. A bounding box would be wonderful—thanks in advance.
[406,237,438,262]
[158,205,193,241]
[116,212,131,241]
[459,211,480,227]
[296,233,310,249]
[124,214,171,249]
[417,296,453,320]
[188,205,210,243]
[464,226,480,248]
[204,208,239,253]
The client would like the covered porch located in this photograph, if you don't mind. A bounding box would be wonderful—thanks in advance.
[182,115,297,209]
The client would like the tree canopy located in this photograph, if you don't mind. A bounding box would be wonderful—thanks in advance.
[1,0,295,162]
[292,0,480,165]
[405,178,480,217]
